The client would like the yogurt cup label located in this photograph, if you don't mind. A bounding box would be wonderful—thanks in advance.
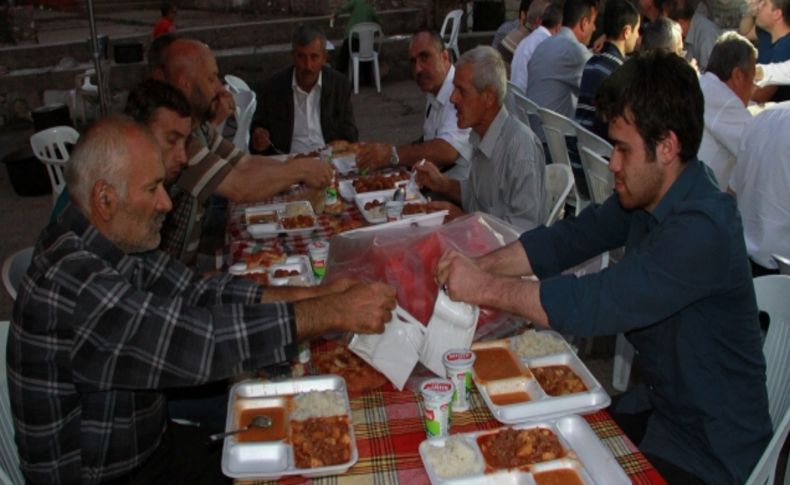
[443,349,476,412]
[421,378,454,439]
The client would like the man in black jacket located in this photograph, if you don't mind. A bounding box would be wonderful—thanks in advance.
[250,25,358,155]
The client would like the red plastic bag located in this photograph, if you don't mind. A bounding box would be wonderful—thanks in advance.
[325,213,521,326]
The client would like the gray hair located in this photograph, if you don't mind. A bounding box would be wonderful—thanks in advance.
[456,46,508,105]
[640,17,683,55]
[706,31,757,82]
[292,24,327,51]
[64,116,153,215]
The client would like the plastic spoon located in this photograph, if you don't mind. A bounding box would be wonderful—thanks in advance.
[208,415,273,442]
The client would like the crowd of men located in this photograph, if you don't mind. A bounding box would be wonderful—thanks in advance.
[7,0,790,481]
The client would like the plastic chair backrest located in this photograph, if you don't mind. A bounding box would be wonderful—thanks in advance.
[29,126,80,201]
[1,247,33,301]
[753,275,790,429]
[224,74,251,95]
[544,164,574,226]
[506,81,524,120]
[350,22,382,60]
[0,321,24,484]
[575,123,612,159]
[579,147,614,205]
[513,92,544,139]
[771,254,790,275]
[231,90,257,153]
[538,107,583,206]
[745,404,790,485]
[440,9,463,52]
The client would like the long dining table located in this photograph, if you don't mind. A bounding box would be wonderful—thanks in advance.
[226,182,667,485]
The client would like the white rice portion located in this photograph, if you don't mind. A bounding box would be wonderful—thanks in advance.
[424,437,482,478]
[290,390,347,420]
[512,330,567,358]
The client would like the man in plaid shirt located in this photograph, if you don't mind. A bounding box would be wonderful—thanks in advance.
[8,116,396,484]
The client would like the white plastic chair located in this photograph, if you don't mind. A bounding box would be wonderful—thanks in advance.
[745,404,790,485]
[512,91,543,137]
[538,107,590,216]
[506,81,524,120]
[440,9,463,62]
[575,123,612,160]
[579,147,613,206]
[29,126,80,205]
[348,22,382,94]
[1,247,33,301]
[0,321,24,484]
[224,74,251,95]
[753,275,790,429]
[544,164,573,226]
[230,89,257,153]
[771,254,790,275]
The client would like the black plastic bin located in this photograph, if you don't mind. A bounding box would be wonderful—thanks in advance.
[473,1,505,31]
[3,147,51,196]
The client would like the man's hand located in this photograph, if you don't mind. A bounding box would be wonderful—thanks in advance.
[357,142,392,171]
[333,282,397,334]
[591,34,606,53]
[435,249,489,305]
[290,157,333,189]
[209,88,236,128]
[427,200,464,221]
[414,160,447,193]
[252,127,271,152]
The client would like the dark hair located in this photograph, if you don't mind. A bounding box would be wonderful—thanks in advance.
[660,0,697,21]
[411,30,446,53]
[148,33,179,72]
[292,24,327,50]
[706,31,756,82]
[124,79,192,123]
[161,2,176,17]
[542,1,564,28]
[563,0,600,27]
[596,50,703,164]
[640,16,681,53]
[603,0,640,38]
[774,0,790,25]
[520,0,534,14]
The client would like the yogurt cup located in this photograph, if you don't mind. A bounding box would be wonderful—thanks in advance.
[420,378,454,440]
[385,200,404,222]
[443,349,476,412]
[308,240,330,279]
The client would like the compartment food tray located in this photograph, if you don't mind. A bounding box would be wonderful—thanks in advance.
[221,375,357,480]
[245,201,320,238]
[354,191,429,224]
[419,415,628,484]
[472,331,610,424]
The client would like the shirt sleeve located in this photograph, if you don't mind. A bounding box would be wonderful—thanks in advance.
[708,98,752,158]
[757,60,790,86]
[537,203,731,336]
[65,251,297,391]
[179,126,245,203]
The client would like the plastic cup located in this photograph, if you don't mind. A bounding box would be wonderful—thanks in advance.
[308,240,330,279]
[420,378,454,440]
[385,200,404,222]
[443,349,476,412]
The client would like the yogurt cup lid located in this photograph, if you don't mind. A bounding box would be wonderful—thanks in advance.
[443,349,476,368]
[308,240,329,250]
[420,378,454,402]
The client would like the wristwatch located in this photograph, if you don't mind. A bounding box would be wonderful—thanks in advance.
[389,145,400,167]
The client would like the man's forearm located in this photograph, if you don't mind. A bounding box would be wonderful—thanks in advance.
[397,139,460,168]
[752,85,777,104]
[215,155,297,203]
[478,240,534,276]
[479,276,549,327]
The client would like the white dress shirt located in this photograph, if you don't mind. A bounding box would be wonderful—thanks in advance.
[510,26,551,94]
[698,72,752,189]
[729,103,790,268]
[290,71,325,154]
[757,59,790,86]
[423,64,473,180]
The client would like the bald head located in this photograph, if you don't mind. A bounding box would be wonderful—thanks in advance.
[160,38,225,122]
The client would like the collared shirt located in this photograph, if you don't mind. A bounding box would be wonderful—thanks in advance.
[510,25,551,94]
[574,42,624,139]
[423,64,473,180]
[730,103,790,268]
[8,202,297,483]
[698,72,752,189]
[684,10,721,71]
[499,25,531,62]
[460,107,546,231]
[521,159,771,484]
[757,58,790,86]
[757,28,790,102]
[492,19,520,51]
[291,71,325,154]
[526,27,591,119]
[161,122,245,264]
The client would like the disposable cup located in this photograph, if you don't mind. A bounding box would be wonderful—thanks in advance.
[420,378,454,440]
[385,200,404,222]
[443,349,476,412]
[308,240,330,279]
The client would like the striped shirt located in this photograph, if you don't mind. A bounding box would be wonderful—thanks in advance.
[8,203,296,483]
[160,122,245,264]
[574,42,624,140]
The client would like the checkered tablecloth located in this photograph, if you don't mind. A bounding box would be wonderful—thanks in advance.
[234,341,667,485]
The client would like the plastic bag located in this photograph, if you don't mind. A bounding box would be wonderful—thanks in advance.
[325,212,521,327]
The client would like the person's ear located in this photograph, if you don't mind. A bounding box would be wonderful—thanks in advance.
[92,180,119,222]
[621,25,632,41]
[657,131,681,165]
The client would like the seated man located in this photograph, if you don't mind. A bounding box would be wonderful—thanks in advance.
[752,0,790,102]
[639,16,685,55]
[510,0,563,94]
[436,51,771,484]
[357,31,473,180]
[575,0,640,139]
[658,0,721,70]
[698,32,756,189]
[8,116,396,483]
[250,25,358,155]
[498,0,535,63]
[729,102,790,275]
[158,38,332,265]
[415,46,546,231]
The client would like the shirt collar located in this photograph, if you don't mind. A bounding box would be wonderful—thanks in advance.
[601,41,625,60]
[58,201,138,270]
[471,106,509,159]
[650,158,704,223]
[557,27,576,42]
[429,64,456,106]
[291,69,323,95]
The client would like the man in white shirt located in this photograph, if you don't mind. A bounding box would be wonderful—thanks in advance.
[729,103,790,274]
[511,0,563,93]
[357,31,473,179]
[698,32,756,189]
[251,25,358,155]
